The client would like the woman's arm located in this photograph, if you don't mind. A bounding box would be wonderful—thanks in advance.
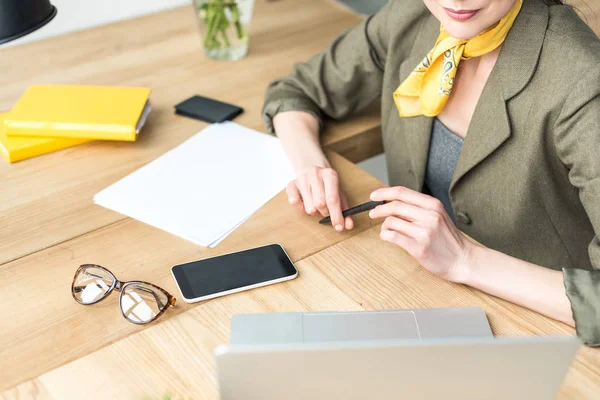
[273,111,328,174]
[368,187,576,330]
[553,68,600,346]
[460,245,575,326]
[262,1,396,136]
[262,2,399,229]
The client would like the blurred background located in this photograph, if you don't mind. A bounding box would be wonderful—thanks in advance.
[9,0,390,47]
[7,0,189,46]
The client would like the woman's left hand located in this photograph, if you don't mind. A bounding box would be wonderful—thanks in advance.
[369,186,473,283]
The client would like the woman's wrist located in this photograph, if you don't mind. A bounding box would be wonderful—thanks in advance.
[287,136,330,174]
[284,138,330,176]
[449,241,482,285]
[448,239,575,327]
[293,153,330,176]
[273,111,330,175]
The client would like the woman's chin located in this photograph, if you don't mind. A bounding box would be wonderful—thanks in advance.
[442,22,485,40]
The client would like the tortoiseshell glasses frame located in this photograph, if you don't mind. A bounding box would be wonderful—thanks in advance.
[71,264,176,325]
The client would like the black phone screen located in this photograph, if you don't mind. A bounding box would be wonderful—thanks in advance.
[172,244,297,300]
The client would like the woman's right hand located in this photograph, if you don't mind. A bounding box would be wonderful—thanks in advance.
[286,165,354,232]
[271,111,353,232]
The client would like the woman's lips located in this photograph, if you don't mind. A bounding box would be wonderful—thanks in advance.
[444,7,480,21]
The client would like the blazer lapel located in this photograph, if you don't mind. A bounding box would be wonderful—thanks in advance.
[449,76,510,193]
[449,0,549,192]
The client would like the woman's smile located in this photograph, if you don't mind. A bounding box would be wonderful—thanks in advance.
[443,7,480,21]
[425,0,517,39]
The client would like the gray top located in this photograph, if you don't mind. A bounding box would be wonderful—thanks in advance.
[424,119,464,222]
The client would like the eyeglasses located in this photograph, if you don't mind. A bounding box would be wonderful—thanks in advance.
[71,264,176,324]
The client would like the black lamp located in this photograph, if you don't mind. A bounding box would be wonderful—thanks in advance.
[0,0,57,45]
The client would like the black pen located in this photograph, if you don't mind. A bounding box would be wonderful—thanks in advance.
[319,200,387,224]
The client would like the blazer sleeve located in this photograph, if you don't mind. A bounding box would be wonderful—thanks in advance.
[554,68,600,347]
[261,1,395,135]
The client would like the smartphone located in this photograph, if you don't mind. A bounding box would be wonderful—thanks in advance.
[171,244,298,303]
[174,95,244,123]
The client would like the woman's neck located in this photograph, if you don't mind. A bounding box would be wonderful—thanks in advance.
[436,45,503,138]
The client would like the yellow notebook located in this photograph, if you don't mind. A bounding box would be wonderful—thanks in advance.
[0,112,89,163]
[4,85,151,141]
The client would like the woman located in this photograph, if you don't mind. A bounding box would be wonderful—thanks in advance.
[262,0,600,345]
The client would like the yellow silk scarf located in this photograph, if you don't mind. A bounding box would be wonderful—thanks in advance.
[393,0,523,117]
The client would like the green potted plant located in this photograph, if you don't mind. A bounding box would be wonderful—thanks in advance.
[193,0,255,61]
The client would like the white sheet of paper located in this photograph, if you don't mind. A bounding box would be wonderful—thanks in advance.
[93,122,294,247]
[208,215,251,248]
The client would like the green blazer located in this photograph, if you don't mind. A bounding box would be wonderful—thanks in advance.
[262,0,600,346]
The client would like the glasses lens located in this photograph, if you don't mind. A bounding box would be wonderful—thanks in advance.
[120,283,168,324]
[73,266,115,304]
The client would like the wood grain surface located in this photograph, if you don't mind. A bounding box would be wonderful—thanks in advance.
[572,0,600,36]
[0,151,383,392]
[4,226,598,400]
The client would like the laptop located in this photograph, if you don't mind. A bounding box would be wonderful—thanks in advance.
[215,308,580,400]
[229,308,493,344]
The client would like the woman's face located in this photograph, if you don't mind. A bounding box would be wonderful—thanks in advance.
[423,0,518,39]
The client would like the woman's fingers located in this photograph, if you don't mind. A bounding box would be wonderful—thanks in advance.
[286,181,304,212]
[381,216,424,240]
[289,166,352,232]
[341,193,354,230]
[371,186,444,212]
[296,175,317,215]
[380,229,420,256]
[322,169,344,231]
[309,168,329,217]
[369,200,429,224]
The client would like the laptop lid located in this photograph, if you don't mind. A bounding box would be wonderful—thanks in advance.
[215,336,579,400]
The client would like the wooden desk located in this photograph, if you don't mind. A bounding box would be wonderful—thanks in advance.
[0,0,381,266]
[4,226,598,400]
[573,0,600,36]
[0,150,384,392]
